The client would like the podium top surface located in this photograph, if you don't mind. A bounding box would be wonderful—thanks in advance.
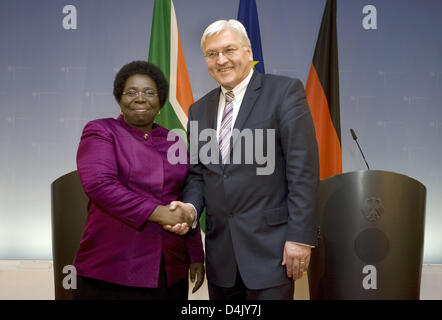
[321,170,426,190]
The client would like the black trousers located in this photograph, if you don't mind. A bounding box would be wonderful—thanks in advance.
[72,256,188,300]
[208,268,294,300]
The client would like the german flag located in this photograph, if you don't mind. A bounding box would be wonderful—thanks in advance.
[306,0,342,179]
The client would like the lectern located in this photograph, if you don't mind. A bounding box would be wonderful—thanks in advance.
[51,170,88,300]
[309,170,426,299]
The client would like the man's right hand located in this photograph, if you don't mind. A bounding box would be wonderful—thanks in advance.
[149,204,194,235]
[164,201,197,235]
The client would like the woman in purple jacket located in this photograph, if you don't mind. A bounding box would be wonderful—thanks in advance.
[72,61,205,300]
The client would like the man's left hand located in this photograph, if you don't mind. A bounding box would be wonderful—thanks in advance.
[281,241,311,281]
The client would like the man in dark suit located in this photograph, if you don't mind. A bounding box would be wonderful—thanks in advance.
[170,19,319,300]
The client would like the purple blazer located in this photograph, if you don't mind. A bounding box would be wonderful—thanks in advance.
[73,116,204,288]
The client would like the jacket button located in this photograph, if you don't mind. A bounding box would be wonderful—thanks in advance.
[223,174,228,179]
[143,133,149,139]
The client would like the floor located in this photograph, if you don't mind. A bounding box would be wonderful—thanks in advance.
[0,260,441,300]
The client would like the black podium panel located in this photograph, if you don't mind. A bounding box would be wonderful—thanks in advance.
[309,170,426,299]
[51,170,88,300]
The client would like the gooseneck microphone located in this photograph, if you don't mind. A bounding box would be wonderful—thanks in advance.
[350,128,370,170]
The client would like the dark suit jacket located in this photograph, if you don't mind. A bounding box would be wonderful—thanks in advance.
[183,71,319,289]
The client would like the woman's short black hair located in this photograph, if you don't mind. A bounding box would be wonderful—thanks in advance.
[113,60,169,108]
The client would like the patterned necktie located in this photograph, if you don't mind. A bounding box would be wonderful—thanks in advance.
[219,90,234,163]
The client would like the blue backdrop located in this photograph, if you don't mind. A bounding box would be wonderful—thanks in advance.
[0,0,441,263]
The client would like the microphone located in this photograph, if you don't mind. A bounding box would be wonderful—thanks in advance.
[350,128,370,170]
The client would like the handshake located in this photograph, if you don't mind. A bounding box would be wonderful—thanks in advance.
[150,201,196,235]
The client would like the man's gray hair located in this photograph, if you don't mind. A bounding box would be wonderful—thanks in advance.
[200,19,251,52]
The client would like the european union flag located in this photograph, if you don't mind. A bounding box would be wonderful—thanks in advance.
[237,0,265,74]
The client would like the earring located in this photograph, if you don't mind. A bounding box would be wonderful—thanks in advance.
[157,110,161,115]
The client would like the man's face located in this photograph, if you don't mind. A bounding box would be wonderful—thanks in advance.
[203,29,253,90]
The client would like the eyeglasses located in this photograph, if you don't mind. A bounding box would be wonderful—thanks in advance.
[122,90,158,99]
[204,47,240,60]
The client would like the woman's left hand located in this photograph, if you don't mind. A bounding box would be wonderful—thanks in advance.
[189,262,205,294]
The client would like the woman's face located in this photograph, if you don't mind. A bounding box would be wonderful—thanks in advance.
[119,74,160,131]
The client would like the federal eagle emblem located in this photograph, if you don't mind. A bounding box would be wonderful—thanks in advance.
[362,197,384,222]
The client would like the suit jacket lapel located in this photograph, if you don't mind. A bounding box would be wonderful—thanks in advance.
[200,88,224,172]
[204,88,220,131]
[231,71,263,149]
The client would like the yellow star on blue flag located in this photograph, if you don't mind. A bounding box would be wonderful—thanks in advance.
[238,0,265,74]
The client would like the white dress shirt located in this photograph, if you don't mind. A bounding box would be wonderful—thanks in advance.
[216,69,254,140]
